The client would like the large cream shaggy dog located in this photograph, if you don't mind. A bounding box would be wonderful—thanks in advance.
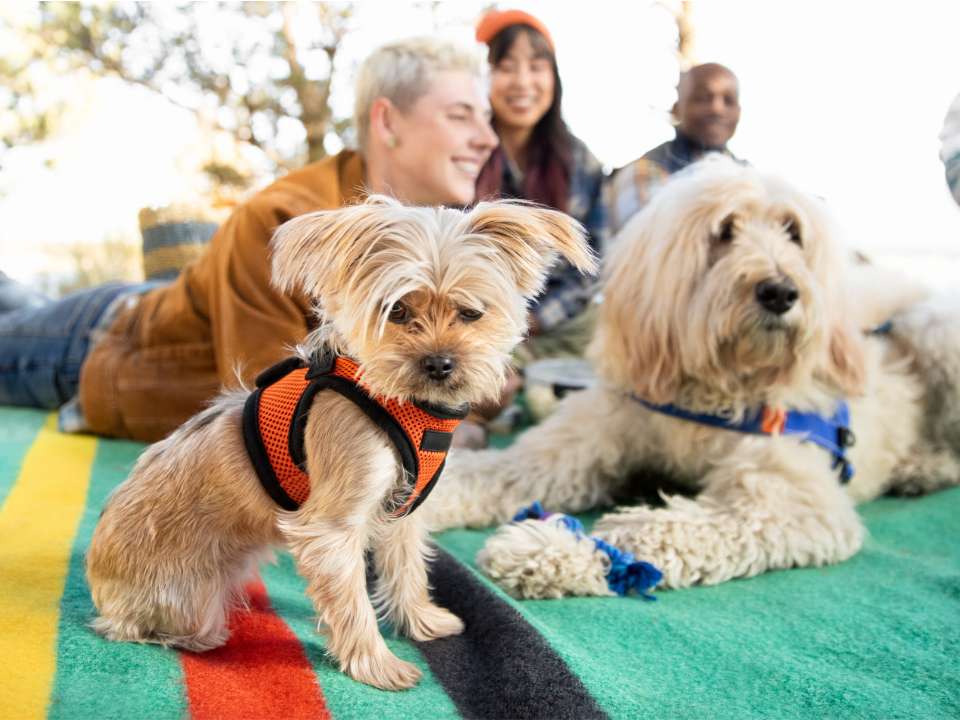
[423,157,960,597]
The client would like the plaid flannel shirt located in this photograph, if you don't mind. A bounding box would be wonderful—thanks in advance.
[607,131,742,237]
[501,135,607,333]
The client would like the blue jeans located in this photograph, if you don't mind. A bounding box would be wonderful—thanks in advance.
[0,282,154,408]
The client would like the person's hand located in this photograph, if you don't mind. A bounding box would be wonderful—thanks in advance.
[471,367,522,421]
[451,419,488,449]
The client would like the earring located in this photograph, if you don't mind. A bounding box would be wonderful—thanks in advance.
[386,135,398,148]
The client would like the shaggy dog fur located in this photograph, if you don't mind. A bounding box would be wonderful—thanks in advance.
[423,158,960,598]
[85,195,594,688]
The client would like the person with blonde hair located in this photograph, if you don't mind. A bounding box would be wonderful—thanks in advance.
[0,37,498,442]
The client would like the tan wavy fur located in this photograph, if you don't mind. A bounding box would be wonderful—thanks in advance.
[424,157,960,597]
[86,195,595,688]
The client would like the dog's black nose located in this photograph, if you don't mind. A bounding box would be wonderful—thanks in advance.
[755,278,799,315]
[422,354,455,381]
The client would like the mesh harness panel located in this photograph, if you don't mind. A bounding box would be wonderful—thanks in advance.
[242,352,467,518]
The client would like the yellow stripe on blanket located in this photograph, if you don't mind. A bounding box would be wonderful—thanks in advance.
[0,415,97,719]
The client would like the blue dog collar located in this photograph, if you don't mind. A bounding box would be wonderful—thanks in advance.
[633,398,856,483]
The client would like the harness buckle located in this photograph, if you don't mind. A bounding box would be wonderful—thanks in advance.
[837,427,856,448]
[834,457,854,484]
[305,348,336,379]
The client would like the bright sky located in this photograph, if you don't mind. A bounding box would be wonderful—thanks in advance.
[2,0,959,291]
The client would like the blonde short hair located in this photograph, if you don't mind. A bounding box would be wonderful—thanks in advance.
[354,37,483,151]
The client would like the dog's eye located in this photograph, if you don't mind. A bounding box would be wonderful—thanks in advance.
[458,307,484,322]
[784,218,802,247]
[388,301,410,324]
[715,216,736,244]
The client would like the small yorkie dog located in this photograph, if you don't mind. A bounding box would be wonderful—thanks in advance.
[86,195,595,690]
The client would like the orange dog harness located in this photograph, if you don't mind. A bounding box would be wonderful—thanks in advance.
[242,352,467,518]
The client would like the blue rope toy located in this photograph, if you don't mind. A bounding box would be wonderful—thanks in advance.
[512,502,663,599]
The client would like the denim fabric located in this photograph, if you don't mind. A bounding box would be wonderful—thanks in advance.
[0,282,151,408]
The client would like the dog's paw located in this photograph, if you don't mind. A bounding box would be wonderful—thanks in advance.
[478,519,612,599]
[91,615,230,652]
[594,508,712,588]
[343,645,422,691]
[404,603,464,642]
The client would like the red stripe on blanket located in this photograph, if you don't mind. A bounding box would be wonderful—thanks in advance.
[181,579,330,720]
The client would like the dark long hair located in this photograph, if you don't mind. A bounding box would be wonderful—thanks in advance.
[475,24,572,212]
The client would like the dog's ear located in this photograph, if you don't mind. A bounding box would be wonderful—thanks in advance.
[590,277,683,404]
[465,201,597,298]
[588,220,683,402]
[270,195,403,299]
[824,323,866,397]
[802,201,868,398]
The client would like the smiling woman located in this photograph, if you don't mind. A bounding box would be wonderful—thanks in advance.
[473,9,606,362]
[368,71,498,206]
[357,40,499,207]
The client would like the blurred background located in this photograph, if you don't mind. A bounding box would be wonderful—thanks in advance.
[2,0,959,297]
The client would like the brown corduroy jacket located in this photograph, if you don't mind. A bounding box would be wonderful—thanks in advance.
[79,150,366,441]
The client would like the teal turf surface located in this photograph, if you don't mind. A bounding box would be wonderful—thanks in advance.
[2,407,957,718]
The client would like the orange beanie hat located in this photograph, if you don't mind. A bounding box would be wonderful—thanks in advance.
[475,9,555,52]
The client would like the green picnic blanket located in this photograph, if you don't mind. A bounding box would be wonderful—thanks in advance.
[0,406,957,719]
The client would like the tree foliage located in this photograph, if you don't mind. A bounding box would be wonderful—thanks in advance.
[2,1,357,180]
[0,19,57,155]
